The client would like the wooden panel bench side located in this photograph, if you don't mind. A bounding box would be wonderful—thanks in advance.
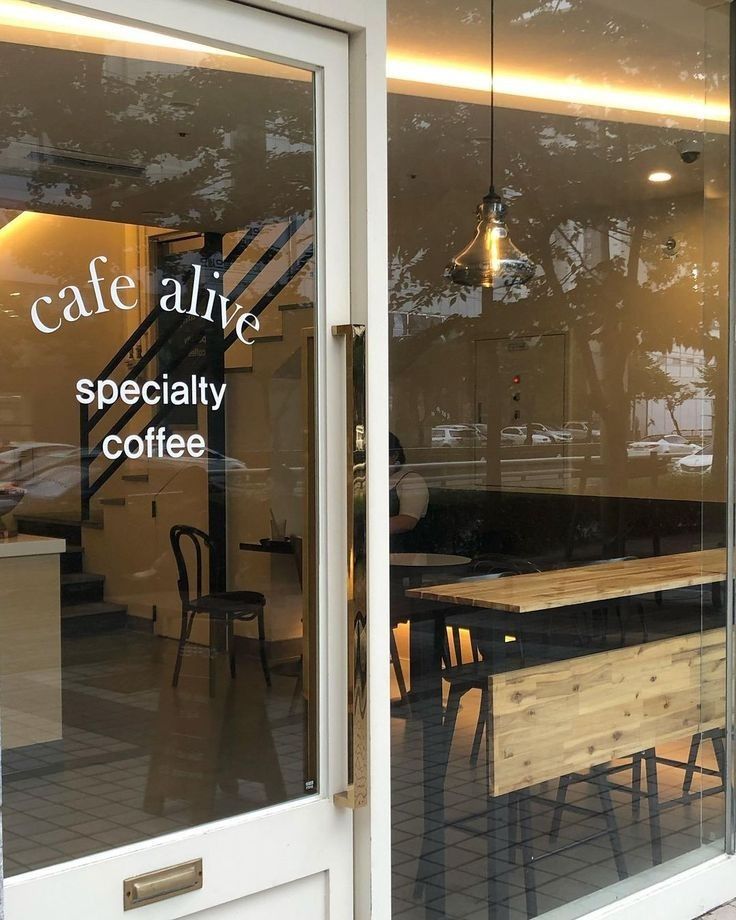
[487,628,726,797]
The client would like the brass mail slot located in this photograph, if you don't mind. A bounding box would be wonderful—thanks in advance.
[123,859,203,910]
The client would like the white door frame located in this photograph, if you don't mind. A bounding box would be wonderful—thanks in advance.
[3,1,388,917]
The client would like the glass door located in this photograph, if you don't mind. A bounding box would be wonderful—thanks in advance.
[0,2,353,918]
[387,0,731,917]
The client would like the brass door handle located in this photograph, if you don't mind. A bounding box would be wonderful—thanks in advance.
[332,324,367,809]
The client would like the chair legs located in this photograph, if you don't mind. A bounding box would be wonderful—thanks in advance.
[172,610,195,687]
[682,728,726,799]
[442,683,488,768]
[488,791,538,919]
[631,752,643,818]
[517,792,538,918]
[643,748,662,866]
[390,627,409,705]
[172,607,271,688]
[548,773,572,843]
[444,684,462,740]
[470,687,488,767]
[594,773,628,880]
[681,733,701,797]
[549,770,633,880]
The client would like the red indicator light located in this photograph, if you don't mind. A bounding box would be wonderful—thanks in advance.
[512,374,521,385]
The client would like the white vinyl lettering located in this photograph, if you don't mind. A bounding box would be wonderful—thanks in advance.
[101,428,210,460]
[102,435,123,459]
[119,380,139,403]
[27,254,265,345]
[88,256,108,313]
[160,277,185,313]
[30,296,60,334]
[82,376,228,460]
[60,285,92,323]
[167,434,185,458]
[110,275,138,310]
[187,434,206,458]
[75,378,95,404]
[236,312,260,345]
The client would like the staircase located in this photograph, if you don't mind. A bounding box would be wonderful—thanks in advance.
[15,513,127,634]
[79,218,314,520]
[11,221,314,634]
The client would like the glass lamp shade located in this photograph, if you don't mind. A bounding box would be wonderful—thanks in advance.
[448,189,535,289]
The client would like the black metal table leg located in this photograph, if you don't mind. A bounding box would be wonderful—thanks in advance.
[486,793,513,919]
[595,773,628,880]
[410,612,450,918]
[643,748,662,866]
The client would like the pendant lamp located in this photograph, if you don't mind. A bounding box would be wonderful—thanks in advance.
[448,0,535,289]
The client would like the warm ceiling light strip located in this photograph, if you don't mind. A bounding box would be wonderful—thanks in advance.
[0,210,34,238]
[0,0,241,57]
[387,56,730,124]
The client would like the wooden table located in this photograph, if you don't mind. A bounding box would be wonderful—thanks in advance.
[406,548,727,612]
[404,548,727,918]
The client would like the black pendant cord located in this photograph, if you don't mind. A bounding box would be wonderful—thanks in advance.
[489,0,495,194]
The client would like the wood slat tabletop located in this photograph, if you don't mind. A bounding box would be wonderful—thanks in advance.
[405,548,727,613]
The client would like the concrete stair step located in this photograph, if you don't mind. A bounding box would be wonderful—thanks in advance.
[61,601,127,635]
[61,572,105,605]
[278,301,313,312]
[16,514,81,543]
[60,544,84,574]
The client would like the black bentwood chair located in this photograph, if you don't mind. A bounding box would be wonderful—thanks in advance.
[170,525,271,688]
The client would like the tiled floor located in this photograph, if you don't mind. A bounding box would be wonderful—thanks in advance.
[2,629,308,875]
[3,585,726,920]
[392,586,727,919]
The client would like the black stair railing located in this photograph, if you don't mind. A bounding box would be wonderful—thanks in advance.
[80,216,313,520]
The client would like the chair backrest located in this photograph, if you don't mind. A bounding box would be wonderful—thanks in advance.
[470,554,541,576]
[586,555,638,566]
[442,558,540,669]
[443,622,484,669]
[170,525,216,608]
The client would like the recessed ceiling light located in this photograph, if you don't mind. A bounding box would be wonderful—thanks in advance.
[9,291,19,296]
[648,170,672,183]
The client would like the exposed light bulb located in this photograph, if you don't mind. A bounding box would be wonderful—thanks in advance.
[448,189,535,289]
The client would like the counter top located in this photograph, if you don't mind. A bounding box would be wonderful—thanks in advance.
[0,534,66,559]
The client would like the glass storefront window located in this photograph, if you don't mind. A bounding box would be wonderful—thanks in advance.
[388,1,730,917]
[0,1,319,875]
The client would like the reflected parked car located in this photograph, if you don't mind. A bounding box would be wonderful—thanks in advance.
[10,447,250,508]
[0,442,78,481]
[563,421,601,441]
[501,426,553,446]
[432,425,480,447]
[530,422,573,443]
[628,434,700,458]
[678,443,713,473]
